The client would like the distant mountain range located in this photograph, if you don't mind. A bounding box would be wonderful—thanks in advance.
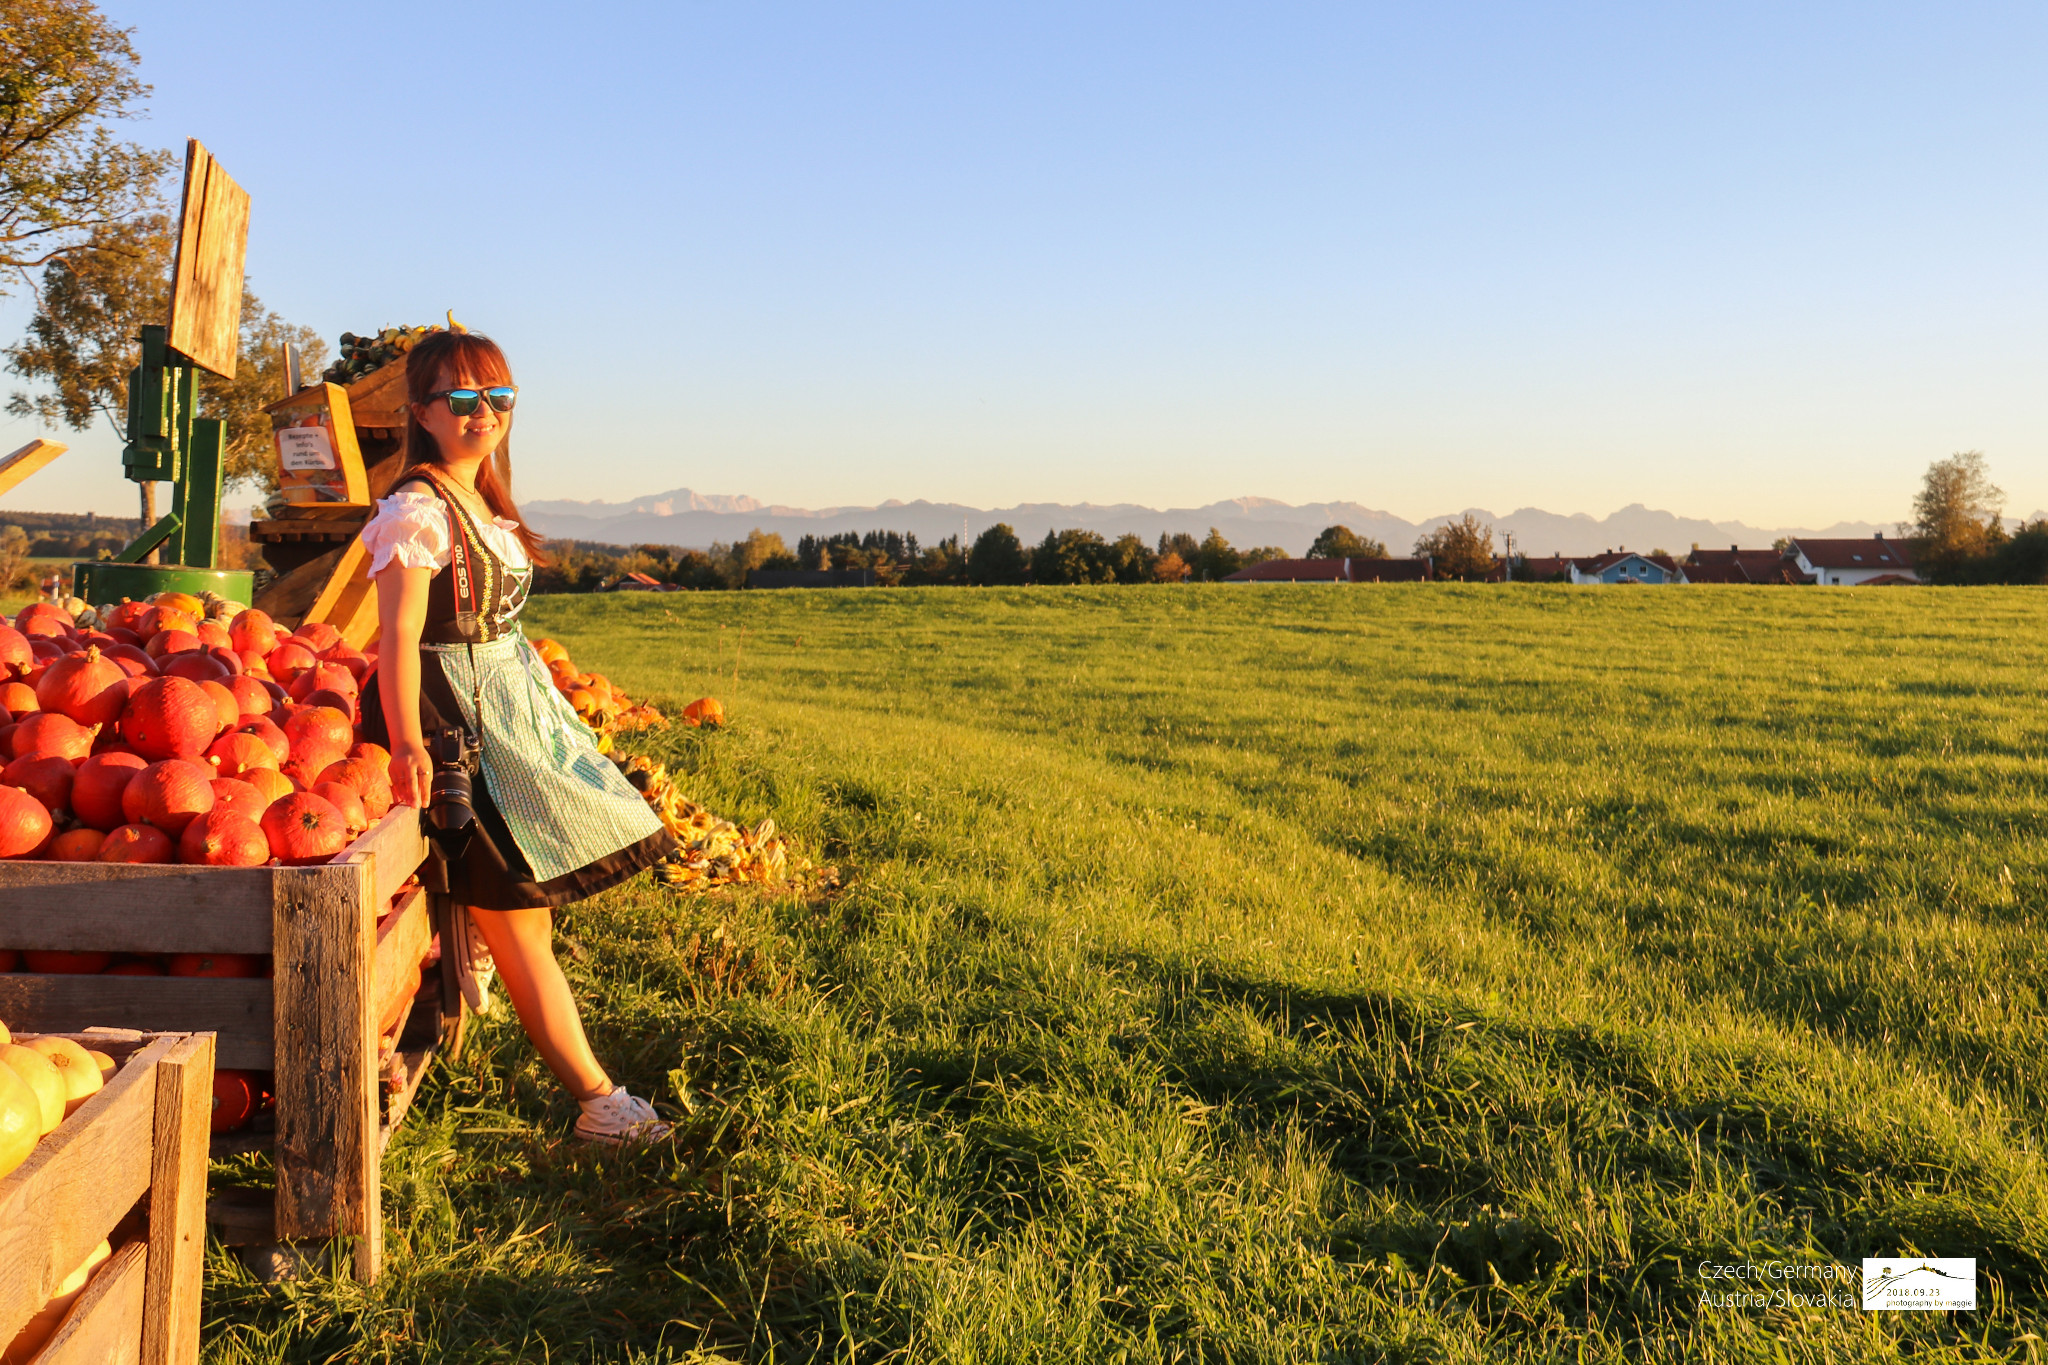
[518,490,1897,559]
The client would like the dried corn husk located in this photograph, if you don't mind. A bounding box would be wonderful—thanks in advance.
[619,753,835,895]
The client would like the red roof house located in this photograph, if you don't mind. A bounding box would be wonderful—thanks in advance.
[1788,536,1916,586]
[1682,546,1815,585]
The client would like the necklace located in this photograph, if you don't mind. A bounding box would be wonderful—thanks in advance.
[418,466,494,524]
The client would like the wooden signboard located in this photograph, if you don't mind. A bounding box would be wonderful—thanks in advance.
[166,140,251,379]
[263,383,369,510]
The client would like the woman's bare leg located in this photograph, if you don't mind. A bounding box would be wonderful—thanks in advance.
[465,906,612,1101]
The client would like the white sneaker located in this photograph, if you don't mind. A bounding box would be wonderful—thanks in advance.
[574,1086,673,1146]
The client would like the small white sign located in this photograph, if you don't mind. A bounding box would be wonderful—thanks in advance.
[1862,1258,1976,1311]
[277,425,337,472]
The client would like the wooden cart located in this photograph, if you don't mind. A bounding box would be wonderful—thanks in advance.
[0,811,454,1283]
[250,357,410,645]
[0,1030,214,1365]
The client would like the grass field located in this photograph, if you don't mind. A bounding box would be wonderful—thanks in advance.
[180,583,2048,1361]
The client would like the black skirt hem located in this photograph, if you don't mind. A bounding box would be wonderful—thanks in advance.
[452,826,676,911]
[365,657,677,911]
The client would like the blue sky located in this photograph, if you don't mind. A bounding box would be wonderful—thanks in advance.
[5,1,2048,526]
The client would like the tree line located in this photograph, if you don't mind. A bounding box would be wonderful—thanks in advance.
[530,524,1320,593]
[1903,452,2048,584]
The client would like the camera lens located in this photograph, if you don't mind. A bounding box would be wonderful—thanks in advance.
[428,767,475,834]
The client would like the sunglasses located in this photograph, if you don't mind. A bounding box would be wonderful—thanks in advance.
[429,386,518,416]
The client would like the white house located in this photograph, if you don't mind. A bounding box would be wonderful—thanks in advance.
[1787,536,1917,586]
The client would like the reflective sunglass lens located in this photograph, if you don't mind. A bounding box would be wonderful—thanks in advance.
[484,387,518,412]
[444,389,482,416]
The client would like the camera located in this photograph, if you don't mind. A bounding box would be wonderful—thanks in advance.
[425,726,482,854]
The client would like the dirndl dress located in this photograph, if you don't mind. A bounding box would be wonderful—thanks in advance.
[359,474,675,909]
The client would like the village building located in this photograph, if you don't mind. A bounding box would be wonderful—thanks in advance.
[1566,551,1686,585]
[1495,556,1574,582]
[1785,535,1916,586]
[1681,546,1815,585]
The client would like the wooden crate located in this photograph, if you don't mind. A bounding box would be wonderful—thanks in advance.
[0,1030,214,1365]
[0,811,450,1282]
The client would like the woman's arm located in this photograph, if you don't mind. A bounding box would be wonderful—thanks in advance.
[374,563,435,807]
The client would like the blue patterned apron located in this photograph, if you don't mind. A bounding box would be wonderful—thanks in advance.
[426,634,663,883]
[406,470,664,885]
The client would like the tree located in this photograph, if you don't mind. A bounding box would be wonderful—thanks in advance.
[0,525,27,593]
[1241,546,1287,568]
[1959,519,2048,585]
[1153,551,1189,583]
[1105,532,1154,584]
[1415,513,1495,580]
[4,213,326,493]
[706,528,795,588]
[1908,451,2006,580]
[1157,531,1199,564]
[1306,524,1387,559]
[906,535,967,585]
[1031,528,1119,585]
[0,0,173,294]
[967,523,1027,585]
[1192,527,1241,581]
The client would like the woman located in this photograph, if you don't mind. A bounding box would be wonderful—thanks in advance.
[360,329,676,1145]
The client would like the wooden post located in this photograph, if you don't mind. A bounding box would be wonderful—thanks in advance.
[142,1033,212,1365]
[271,860,378,1279]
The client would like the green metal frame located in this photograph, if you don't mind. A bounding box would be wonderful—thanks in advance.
[116,323,223,574]
[72,562,253,608]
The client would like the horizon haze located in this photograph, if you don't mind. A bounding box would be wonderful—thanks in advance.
[517,488,1899,560]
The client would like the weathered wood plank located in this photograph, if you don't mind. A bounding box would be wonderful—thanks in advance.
[142,1034,211,1365]
[272,861,376,1246]
[372,887,431,1038]
[38,1239,147,1365]
[252,543,350,625]
[0,866,273,948]
[167,139,249,379]
[0,1036,170,1348]
[340,808,429,911]
[302,537,374,650]
[203,1187,276,1246]
[0,979,271,1068]
[378,1042,435,1158]
[0,438,67,499]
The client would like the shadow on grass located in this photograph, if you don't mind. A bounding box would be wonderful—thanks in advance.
[883,951,2048,1348]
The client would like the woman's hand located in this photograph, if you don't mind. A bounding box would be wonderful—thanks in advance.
[389,739,434,809]
[374,560,435,810]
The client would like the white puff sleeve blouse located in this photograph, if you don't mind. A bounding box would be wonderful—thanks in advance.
[358,490,531,575]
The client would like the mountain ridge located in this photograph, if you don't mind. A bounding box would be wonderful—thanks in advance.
[518,489,1895,559]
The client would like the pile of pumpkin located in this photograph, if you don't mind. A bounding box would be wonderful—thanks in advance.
[0,595,391,866]
[528,635,665,739]
[0,1021,123,1362]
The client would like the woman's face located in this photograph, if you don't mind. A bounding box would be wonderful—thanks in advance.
[414,360,512,465]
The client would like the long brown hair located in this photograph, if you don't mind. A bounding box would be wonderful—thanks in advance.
[401,329,549,565]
